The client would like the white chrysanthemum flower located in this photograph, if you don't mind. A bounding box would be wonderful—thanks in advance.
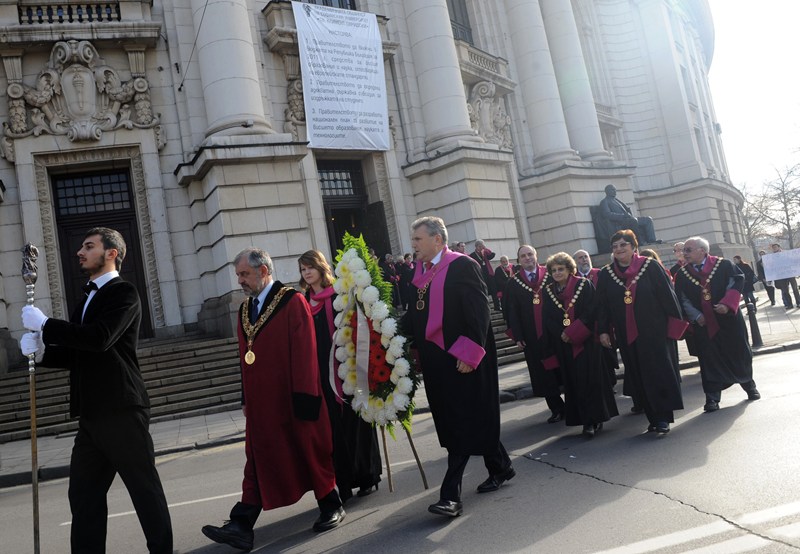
[342,249,358,262]
[333,329,348,346]
[354,269,372,288]
[390,370,400,384]
[385,351,396,365]
[375,410,388,426]
[340,293,349,307]
[333,279,344,294]
[363,302,372,318]
[333,311,344,327]
[361,408,374,423]
[349,257,366,271]
[393,392,409,409]
[346,371,358,386]
[388,342,403,358]
[338,364,350,380]
[381,335,391,348]
[371,301,389,322]
[380,318,397,338]
[390,335,407,350]
[396,376,413,394]
[345,342,356,357]
[332,295,345,312]
[335,346,349,363]
[384,406,397,422]
[344,357,356,371]
[362,286,380,305]
[342,381,355,395]
[393,358,410,375]
[341,326,353,342]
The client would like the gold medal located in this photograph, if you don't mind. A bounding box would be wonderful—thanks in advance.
[533,295,541,305]
[702,291,711,301]
[624,296,633,304]
[563,317,571,327]
[416,299,425,311]
[244,350,256,365]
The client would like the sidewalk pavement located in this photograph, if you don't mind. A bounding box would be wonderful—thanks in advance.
[2,296,798,489]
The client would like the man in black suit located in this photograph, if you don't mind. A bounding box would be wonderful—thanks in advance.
[20,227,172,554]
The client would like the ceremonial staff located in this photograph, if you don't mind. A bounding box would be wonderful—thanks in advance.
[21,243,41,554]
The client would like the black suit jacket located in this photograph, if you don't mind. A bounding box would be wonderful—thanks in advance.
[40,277,148,418]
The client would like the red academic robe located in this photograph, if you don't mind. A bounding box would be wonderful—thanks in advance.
[237,283,336,510]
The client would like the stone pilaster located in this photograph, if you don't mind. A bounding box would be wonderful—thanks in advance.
[504,0,578,167]
[541,0,611,161]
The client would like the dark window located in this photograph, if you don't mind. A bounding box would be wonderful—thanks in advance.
[446,0,473,44]
[299,0,357,10]
[318,160,365,198]
[53,170,132,216]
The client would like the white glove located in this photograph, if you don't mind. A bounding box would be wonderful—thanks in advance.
[20,332,45,361]
[22,305,48,331]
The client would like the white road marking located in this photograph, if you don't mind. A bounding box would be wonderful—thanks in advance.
[59,458,420,527]
[594,499,800,553]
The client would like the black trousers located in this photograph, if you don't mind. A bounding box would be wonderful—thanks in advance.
[440,442,511,502]
[705,380,757,403]
[230,489,342,529]
[69,408,172,554]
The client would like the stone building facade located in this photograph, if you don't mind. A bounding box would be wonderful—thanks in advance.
[0,0,746,372]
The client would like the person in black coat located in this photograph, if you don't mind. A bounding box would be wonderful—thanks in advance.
[676,238,759,411]
[733,255,757,306]
[756,250,776,306]
[493,255,514,311]
[298,250,381,502]
[541,253,618,437]
[397,253,416,310]
[402,217,513,518]
[596,229,686,435]
[20,227,172,554]
[470,240,500,311]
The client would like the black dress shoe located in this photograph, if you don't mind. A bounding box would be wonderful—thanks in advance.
[582,424,595,437]
[547,412,564,423]
[476,465,516,493]
[202,520,254,552]
[647,424,657,433]
[655,422,670,434]
[428,499,463,517]
[313,506,345,532]
[357,483,379,497]
[704,401,720,412]
[630,405,644,414]
[747,390,761,401]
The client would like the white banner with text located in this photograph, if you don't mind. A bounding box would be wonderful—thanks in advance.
[762,249,800,281]
[293,1,389,150]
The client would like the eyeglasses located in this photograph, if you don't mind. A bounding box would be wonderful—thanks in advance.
[683,247,699,253]
[611,242,631,250]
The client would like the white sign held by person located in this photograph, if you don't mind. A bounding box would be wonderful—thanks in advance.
[762,249,800,282]
[293,2,389,151]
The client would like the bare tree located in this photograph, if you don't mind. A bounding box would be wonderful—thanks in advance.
[744,163,800,249]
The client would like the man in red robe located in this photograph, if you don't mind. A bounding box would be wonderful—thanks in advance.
[202,248,344,551]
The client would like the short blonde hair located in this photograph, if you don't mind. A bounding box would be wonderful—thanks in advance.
[545,252,576,274]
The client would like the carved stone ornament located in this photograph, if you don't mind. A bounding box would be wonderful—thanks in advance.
[467,81,512,150]
[284,78,305,141]
[3,40,160,146]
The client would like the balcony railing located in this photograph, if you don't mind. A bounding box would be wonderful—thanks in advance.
[19,3,121,24]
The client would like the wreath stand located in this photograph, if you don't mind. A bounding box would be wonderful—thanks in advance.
[379,425,428,492]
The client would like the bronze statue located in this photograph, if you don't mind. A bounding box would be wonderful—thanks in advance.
[594,184,659,252]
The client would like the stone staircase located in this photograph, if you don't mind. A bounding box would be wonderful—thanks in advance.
[0,311,521,443]
[0,335,242,443]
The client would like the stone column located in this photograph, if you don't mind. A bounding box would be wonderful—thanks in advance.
[540,0,611,161]
[505,0,578,167]
[404,0,481,153]
[191,0,271,137]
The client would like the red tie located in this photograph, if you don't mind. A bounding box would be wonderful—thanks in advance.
[424,261,433,272]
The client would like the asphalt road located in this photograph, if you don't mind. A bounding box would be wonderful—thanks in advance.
[2,351,799,553]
